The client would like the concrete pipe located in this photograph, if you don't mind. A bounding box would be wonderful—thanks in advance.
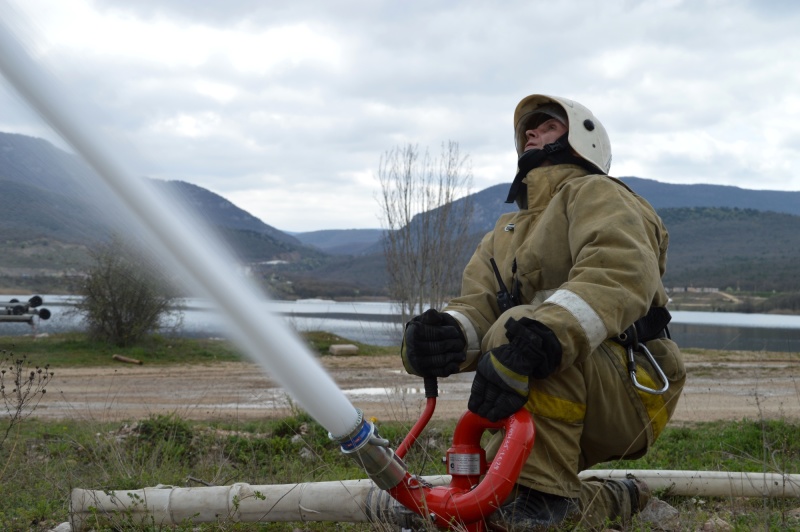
[61,470,800,531]
[584,469,800,498]
[68,477,451,531]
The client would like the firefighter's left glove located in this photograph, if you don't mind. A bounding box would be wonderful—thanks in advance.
[401,309,467,378]
[468,317,562,422]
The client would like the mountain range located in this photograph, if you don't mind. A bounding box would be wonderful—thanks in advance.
[2,131,800,297]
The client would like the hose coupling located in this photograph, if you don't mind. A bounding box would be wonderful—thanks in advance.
[331,409,407,490]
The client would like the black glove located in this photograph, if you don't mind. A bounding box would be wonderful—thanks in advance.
[468,317,562,422]
[401,309,467,378]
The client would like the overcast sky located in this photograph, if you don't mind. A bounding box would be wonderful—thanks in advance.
[1,0,799,233]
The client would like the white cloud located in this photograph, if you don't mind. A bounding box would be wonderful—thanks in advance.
[194,80,240,104]
[1,0,799,231]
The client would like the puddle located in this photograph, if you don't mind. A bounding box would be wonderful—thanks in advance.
[344,387,425,396]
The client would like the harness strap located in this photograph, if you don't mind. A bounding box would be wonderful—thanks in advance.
[612,306,672,395]
[613,307,671,348]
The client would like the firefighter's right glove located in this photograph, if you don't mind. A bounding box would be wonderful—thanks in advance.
[468,317,562,422]
[401,309,467,378]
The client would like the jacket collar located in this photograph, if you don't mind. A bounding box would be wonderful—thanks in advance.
[523,164,589,210]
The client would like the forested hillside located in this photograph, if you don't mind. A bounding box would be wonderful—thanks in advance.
[622,177,800,216]
[0,132,330,294]
[659,207,800,292]
[2,130,800,298]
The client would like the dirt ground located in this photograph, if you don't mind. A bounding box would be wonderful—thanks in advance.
[34,349,800,426]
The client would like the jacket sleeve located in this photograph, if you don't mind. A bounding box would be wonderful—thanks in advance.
[442,216,514,370]
[532,178,665,368]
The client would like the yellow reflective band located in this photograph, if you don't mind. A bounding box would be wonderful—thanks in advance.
[606,342,670,440]
[527,389,586,424]
[491,353,529,396]
[633,365,669,440]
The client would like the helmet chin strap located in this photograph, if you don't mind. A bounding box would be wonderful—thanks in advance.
[505,133,603,207]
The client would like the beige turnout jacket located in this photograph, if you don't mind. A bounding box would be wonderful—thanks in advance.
[445,163,685,504]
[444,164,672,370]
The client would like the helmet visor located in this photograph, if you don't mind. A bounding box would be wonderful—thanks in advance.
[514,103,569,154]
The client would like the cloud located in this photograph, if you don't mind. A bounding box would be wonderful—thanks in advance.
[1,0,799,231]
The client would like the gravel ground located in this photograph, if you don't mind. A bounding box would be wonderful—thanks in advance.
[35,350,800,424]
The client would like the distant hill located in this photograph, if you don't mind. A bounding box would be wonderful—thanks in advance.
[282,253,389,299]
[0,178,107,244]
[457,178,800,228]
[3,129,800,297]
[154,180,302,247]
[451,184,517,234]
[620,177,800,216]
[0,132,326,294]
[293,228,385,255]
[659,207,800,292]
[345,179,800,295]
[310,177,800,254]
[0,133,92,198]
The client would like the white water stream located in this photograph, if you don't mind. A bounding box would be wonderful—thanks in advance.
[0,5,359,438]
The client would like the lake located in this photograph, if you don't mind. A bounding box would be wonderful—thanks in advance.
[4,296,800,352]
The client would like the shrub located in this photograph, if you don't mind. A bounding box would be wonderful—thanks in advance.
[74,235,182,347]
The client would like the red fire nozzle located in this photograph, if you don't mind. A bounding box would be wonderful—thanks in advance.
[389,408,535,530]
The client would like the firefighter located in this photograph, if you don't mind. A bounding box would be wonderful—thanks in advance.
[402,94,686,530]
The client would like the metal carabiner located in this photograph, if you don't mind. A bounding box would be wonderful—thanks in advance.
[626,342,669,395]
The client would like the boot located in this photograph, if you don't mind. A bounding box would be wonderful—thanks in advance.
[623,475,651,514]
[487,484,580,531]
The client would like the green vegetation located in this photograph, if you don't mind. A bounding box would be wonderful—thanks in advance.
[0,331,395,367]
[216,227,327,266]
[0,411,452,531]
[666,289,800,315]
[259,253,390,300]
[660,207,800,293]
[606,419,800,473]
[603,420,800,530]
[734,292,800,314]
[301,330,396,357]
[2,413,800,530]
[0,333,244,366]
[1,334,800,530]
[75,235,183,347]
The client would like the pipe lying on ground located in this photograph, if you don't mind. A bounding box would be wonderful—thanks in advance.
[586,469,800,498]
[63,470,800,531]
[68,477,450,531]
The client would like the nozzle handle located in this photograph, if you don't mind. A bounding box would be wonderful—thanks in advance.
[424,376,438,398]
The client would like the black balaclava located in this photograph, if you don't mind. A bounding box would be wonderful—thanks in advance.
[505,133,604,208]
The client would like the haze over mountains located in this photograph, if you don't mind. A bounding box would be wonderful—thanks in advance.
[2,131,800,297]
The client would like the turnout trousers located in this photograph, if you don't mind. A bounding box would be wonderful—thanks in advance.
[482,307,686,527]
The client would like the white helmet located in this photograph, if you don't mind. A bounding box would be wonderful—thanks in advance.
[513,94,612,174]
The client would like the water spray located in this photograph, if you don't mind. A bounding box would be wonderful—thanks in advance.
[0,3,358,439]
[0,6,539,530]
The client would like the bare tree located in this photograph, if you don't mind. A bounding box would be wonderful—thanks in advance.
[377,141,474,324]
[75,235,182,347]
